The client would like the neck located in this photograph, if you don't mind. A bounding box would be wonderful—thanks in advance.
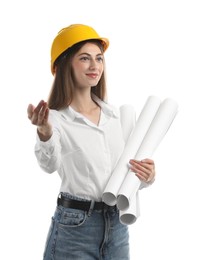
[70,90,97,113]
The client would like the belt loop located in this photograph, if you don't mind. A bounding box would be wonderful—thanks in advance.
[103,203,108,212]
[57,192,62,206]
[88,200,95,217]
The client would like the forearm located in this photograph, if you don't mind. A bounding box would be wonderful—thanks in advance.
[35,130,62,173]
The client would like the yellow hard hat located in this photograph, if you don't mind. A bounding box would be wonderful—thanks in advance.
[50,24,109,74]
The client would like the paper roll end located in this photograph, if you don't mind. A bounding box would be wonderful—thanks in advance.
[117,195,129,211]
[102,192,117,206]
[119,213,138,225]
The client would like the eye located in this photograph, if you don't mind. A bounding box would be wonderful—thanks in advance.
[96,56,103,62]
[80,56,90,61]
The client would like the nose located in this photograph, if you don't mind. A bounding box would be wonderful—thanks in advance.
[89,59,98,70]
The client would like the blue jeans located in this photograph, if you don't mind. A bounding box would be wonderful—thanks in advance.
[43,194,130,260]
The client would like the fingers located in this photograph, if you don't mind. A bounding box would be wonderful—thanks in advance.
[36,101,48,123]
[44,106,49,121]
[129,158,155,183]
[27,100,49,126]
[27,104,35,119]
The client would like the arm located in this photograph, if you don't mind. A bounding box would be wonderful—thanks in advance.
[27,100,61,173]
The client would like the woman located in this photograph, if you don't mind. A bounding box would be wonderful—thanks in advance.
[27,24,155,260]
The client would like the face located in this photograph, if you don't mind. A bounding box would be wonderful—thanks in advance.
[71,42,104,89]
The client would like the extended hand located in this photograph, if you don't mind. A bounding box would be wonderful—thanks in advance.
[27,100,52,141]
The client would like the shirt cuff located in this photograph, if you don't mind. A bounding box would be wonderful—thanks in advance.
[35,132,56,155]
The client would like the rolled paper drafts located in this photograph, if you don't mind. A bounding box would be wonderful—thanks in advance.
[117,98,178,212]
[102,96,161,206]
[119,104,136,142]
[102,96,178,225]
[119,191,140,225]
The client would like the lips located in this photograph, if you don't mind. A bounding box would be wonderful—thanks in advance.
[86,73,98,78]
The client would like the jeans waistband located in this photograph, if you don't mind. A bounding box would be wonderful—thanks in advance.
[57,193,117,212]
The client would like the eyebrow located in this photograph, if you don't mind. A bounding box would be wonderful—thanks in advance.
[78,52,103,57]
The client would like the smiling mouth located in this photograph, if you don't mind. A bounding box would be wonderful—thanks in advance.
[86,73,98,78]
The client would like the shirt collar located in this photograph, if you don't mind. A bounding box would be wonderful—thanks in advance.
[62,94,119,122]
[91,94,119,118]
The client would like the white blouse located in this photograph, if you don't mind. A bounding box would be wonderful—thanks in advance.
[34,95,126,201]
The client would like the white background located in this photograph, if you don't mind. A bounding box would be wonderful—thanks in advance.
[1,0,205,259]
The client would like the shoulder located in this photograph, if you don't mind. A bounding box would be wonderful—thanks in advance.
[49,109,61,120]
[48,108,73,128]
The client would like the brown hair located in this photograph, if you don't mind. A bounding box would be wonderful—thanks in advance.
[47,40,107,110]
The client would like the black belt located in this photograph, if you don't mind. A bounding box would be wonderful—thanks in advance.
[57,196,115,211]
